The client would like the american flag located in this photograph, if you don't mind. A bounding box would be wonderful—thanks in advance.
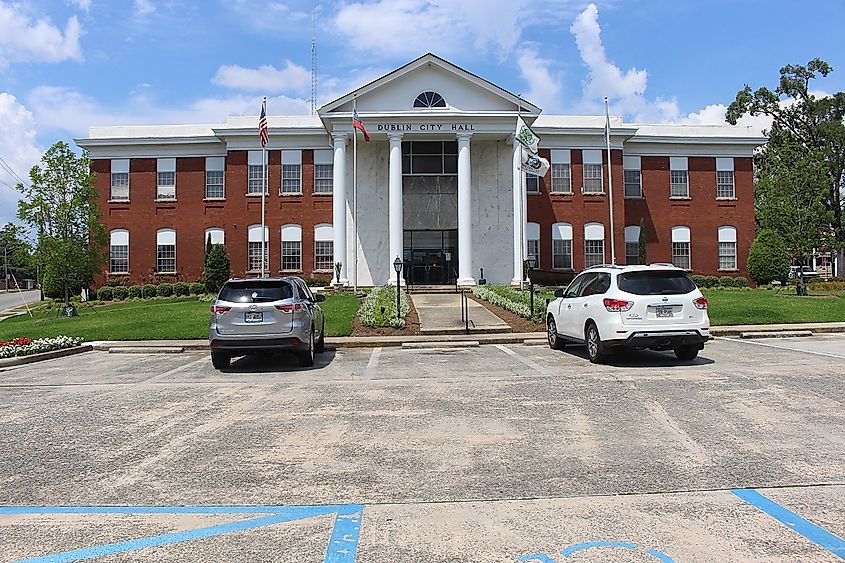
[352,108,370,142]
[259,98,269,147]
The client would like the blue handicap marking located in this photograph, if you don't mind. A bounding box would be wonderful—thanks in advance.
[732,488,845,560]
[519,540,675,562]
[0,504,364,563]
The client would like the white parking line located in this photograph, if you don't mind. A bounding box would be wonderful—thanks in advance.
[362,347,382,379]
[142,355,210,384]
[720,337,845,360]
[493,344,551,375]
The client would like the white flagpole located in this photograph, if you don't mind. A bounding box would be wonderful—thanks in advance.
[261,96,267,278]
[604,96,617,265]
[517,96,526,288]
[352,97,358,293]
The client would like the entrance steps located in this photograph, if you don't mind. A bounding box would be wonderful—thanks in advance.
[407,285,460,294]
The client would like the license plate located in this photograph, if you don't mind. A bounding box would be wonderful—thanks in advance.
[244,311,263,323]
[655,307,673,318]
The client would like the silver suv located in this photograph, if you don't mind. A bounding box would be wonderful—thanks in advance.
[209,277,326,369]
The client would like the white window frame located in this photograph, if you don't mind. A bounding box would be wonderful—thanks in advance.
[281,150,302,195]
[109,229,129,274]
[204,227,224,246]
[156,228,176,273]
[525,173,540,194]
[584,222,605,268]
[526,222,540,269]
[314,224,334,271]
[718,226,738,270]
[110,159,130,201]
[671,226,691,270]
[623,156,642,198]
[247,150,265,195]
[551,149,572,194]
[281,224,302,271]
[156,158,176,201]
[247,225,269,272]
[205,157,225,199]
[582,150,604,194]
[716,157,735,199]
[624,225,640,265]
[313,149,333,194]
[669,156,689,198]
[551,223,573,270]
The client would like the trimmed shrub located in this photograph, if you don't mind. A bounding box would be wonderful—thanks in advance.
[173,281,189,296]
[128,285,143,298]
[718,276,736,287]
[302,276,331,287]
[142,284,157,298]
[203,244,231,294]
[112,286,129,300]
[808,280,845,291]
[96,286,114,301]
[189,282,205,295]
[747,228,790,285]
[690,275,707,288]
[156,283,173,297]
[730,276,749,288]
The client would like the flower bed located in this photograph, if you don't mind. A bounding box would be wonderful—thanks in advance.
[472,284,556,321]
[0,336,84,359]
[359,286,410,328]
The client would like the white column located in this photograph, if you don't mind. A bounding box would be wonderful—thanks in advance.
[387,132,405,285]
[511,141,523,286]
[457,133,475,286]
[331,133,348,285]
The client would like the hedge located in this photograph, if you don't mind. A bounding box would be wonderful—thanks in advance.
[156,283,174,297]
[173,282,190,296]
[141,284,157,298]
[112,286,129,300]
[96,286,114,301]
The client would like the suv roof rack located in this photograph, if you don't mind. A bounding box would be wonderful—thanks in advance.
[584,264,623,270]
[647,263,678,267]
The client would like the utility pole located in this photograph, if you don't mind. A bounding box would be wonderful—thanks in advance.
[3,246,7,292]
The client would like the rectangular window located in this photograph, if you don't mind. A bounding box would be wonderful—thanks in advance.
[525,174,539,194]
[583,163,603,193]
[553,239,572,270]
[110,173,129,201]
[248,165,264,194]
[625,242,639,265]
[315,240,334,270]
[551,163,571,193]
[314,164,333,193]
[672,242,691,270]
[670,170,689,197]
[156,158,176,200]
[282,240,302,270]
[281,164,301,194]
[717,170,735,198]
[110,245,129,273]
[624,169,642,197]
[156,244,176,273]
[527,239,540,268]
[402,141,458,175]
[584,240,604,268]
[205,170,224,199]
[719,242,737,270]
[248,241,268,271]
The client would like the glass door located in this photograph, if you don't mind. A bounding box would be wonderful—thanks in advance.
[403,230,458,285]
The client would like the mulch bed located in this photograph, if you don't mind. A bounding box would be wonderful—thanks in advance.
[350,294,421,337]
[467,293,545,333]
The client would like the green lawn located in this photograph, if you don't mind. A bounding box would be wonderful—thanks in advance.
[704,289,845,325]
[0,293,360,341]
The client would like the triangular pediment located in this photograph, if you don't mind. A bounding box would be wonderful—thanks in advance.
[318,53,541,116]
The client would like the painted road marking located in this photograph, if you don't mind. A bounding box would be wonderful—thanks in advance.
[362,347,381,379]
[494,344,550,375]
[519,541,674,562]
[732,489,845,560]
[142,355,210,384]
[2,504,363,563]
[720,336,845,360]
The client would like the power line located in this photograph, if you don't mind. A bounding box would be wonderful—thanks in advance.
[0,156,28,188]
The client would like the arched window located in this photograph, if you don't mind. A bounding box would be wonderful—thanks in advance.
[552,223,573,270]
[526,222,540,268]
[584,223,605,268]
[281,224,302,271]
[248,225,269,272]
[205,227,224,246]
[413,91,446,108]
[718,226,737,270]
[314,224,334,271]
[109,229,129,273]
[624,225,640,265]
[156,229,176,273]
[671,226,691,270]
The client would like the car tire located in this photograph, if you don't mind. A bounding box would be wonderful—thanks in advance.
[297,329,315,367]
[585,322,606,364]
[314,320,326,354]
[211,350,230,369]
[547,315,564,350]
[674,345,699,361]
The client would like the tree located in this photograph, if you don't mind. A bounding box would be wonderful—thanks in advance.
[16,141,106,305]
[203,244,230,294]
[0,223,34,287]
[637,218,648,265]
[726,58,845,275]
[747,229,790,285]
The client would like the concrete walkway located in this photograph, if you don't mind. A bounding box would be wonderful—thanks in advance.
[410,292,511,335]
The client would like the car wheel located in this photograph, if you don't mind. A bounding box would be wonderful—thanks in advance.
[314,320,326,354]
[585,322,606,364]
[297,329,315,367]
[211,350,230,369]
[547,315,564,350]
[674,345,699,361]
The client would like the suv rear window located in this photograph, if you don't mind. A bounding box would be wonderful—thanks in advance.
[617,271,697,295]
[219,280,294,303]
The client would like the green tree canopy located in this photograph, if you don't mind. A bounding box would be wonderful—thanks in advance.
[16,141,106,304]
[203,243,230,294]
[0,223,34,284]
[747,229,790,285]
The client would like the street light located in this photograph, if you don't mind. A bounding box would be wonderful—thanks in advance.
[393,256,403,324]
[526,255,538,319]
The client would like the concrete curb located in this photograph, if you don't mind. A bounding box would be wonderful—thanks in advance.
[402,341,480,349]
[0,345,93,368]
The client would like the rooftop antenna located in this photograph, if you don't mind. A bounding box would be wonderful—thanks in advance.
[310,4,317,115]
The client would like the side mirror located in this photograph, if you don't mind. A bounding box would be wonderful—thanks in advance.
[554,288,565,298]
[314,294,326,302]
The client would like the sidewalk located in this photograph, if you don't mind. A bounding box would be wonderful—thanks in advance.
[411,293,511,334]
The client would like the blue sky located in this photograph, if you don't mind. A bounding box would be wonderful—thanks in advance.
[1,0,844,225]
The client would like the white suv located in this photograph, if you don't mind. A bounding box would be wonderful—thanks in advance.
[546,264,710,363]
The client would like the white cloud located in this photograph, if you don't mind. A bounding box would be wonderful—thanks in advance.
[0,3,83,68]
[212,60,311,95]
[517,45,562,112]
[224,1,310,32]
[569,3,679,122]
[0,93,42,225]
[67,0,92,12]
[133,0,155,18]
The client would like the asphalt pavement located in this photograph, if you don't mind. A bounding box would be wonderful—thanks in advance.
[1,335,844,561]
[0,289,40,315]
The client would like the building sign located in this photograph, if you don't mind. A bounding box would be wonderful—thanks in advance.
[375,123,476,132]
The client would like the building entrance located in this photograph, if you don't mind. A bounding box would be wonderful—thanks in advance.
[403,230,458,285]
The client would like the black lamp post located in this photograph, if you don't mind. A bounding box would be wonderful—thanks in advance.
[526,255,538,319]
[393,256,403,324]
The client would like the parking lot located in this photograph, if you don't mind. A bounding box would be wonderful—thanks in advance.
[1,335,844,561]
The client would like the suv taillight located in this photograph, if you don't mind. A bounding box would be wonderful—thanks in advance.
[275,303,303,313]
[693,297,708,310]
[603,298,633,312]
[210,305,231,314]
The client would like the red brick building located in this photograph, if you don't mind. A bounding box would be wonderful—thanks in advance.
[76,54,763,288]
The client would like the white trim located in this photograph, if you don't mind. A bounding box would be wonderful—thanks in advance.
[156,228,176,246]
[582,149,602,165]
[248,150,264,165]
[205,227,224,245]
[281,224,302,242]
[552,222,573,240]
[111,159,129,173]
[551,149,570,164]
[157,157,176,172]
[282,149,302,165]
[314,223,333,241]
[205,156,225,171]
[671,226,691,243]
[623,155,641,170]
[526,222,540,240]
[314,149,333,165]
[716,157,734,171]
[718,226,737,243]
[584,222,605,240]
[624,225,640,243]
[669,156,688,171]
[248,224,269,243]
[110,229,129,246]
